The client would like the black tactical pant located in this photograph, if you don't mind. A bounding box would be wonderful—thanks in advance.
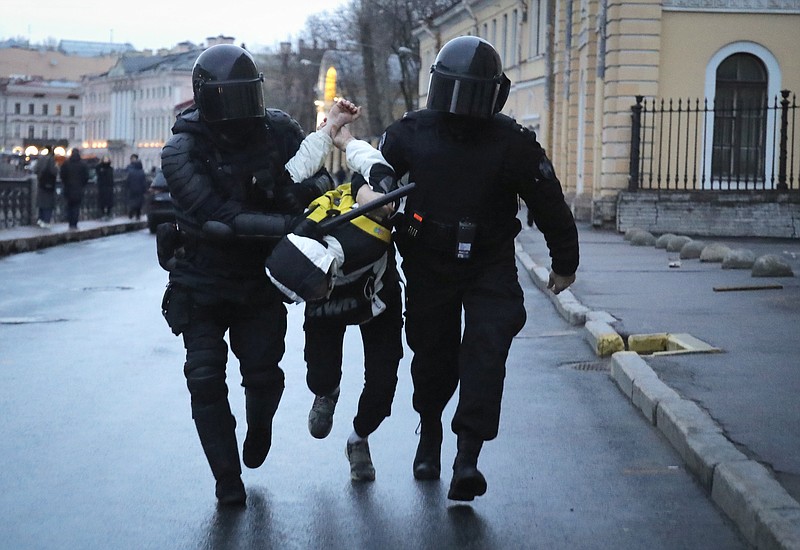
[164,283,288,402]
[401,242,526,441]
[162,282,288,481]
[303,283,404,438]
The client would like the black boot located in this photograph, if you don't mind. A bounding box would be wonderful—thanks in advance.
[413,416,443,480]
[447,433,486,501]
[193,399,246,506]
[242,385,283,469]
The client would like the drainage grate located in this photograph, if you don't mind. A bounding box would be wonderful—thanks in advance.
[561,361,610,372]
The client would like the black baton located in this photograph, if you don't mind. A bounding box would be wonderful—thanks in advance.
[317,182,416,233]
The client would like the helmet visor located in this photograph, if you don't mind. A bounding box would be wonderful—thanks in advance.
[427,73,500,119]
[197,76,265,122]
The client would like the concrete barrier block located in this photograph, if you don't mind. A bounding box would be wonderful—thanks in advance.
[585,320,625,356]
[681,431,748,490]
[631,374,681,424]
[586,311,617,325]
[656,398,722,462]
[756,506,800,550]
[532,266,550,288]
[610,351,656,399]
[555,294,590,326]
[628,333,669,354]
[712,460,800,549]
[665,333,721,354]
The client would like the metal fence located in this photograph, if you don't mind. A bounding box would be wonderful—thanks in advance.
[629,90,797,191]
[0,177,130,229]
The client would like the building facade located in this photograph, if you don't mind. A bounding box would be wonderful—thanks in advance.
[414,0,800,229]
[0,79,82,156]
[81,49,200,171]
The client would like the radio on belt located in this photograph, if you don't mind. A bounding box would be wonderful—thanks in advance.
[456,220,476,260]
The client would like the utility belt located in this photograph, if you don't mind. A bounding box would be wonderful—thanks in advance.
[401,211,480,260]
[156,219,269,271]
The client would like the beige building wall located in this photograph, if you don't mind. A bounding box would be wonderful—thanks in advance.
[595,0,662,215]
[658,12,800,101]
[413,0,800,221]
[648,11,800,192]
[414,0,553,146]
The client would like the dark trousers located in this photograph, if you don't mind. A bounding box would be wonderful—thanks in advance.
[303,283,404,438]
[177,290,288,408]
[66,201,81,227]
[38,207,53,223]
[98,186,113,216]
[163,280,287,483]
[401,244,526,441]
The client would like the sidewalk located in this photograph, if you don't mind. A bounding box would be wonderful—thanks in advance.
[515,220,800,550]
[0,217,147,256]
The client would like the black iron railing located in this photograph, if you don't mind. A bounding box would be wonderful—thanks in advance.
[629,90,797,191]
[0,178,130,229]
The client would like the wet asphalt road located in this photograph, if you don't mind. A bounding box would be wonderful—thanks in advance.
[0,230,748,549]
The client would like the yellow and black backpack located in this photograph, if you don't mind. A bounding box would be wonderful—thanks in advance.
[266,182,409,324]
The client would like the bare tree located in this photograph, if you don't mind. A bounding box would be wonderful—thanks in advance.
[296,0,459,137]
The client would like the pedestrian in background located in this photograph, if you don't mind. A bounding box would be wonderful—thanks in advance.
[34,149,58,228]
[343,36,579,502]
[96,156,114,220]
[59,148,89,230]
[125,154,147,220]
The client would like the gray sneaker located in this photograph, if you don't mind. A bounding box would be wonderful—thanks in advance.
[308,387,340,439]
[346,438,376,481]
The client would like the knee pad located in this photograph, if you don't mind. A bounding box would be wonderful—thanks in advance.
[185,363,228,406]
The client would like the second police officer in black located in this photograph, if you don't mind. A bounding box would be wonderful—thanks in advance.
[344,36,580,501]
[159,44,346,505]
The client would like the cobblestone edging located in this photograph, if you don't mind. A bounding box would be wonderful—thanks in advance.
[514,240,800,550]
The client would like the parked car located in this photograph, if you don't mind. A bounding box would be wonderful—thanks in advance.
[145,170,175,233]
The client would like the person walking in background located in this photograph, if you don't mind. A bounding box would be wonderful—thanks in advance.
[59,148,89,230]
[125,154,147,220]
[96,156,114,220]
[34,149,58,228]
[341,36,579,502]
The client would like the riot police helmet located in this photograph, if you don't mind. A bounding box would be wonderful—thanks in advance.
[192,44,265,123]
[426,36,511,119]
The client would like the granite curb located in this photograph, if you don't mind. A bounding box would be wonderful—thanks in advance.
[514,240,800,550]
[0,220,147,256]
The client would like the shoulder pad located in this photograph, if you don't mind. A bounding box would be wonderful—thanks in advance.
[266,109,304,136]
[161,132,195,182]
[182,107,201,122]
[172,108,202,134]
[498,115,541,147]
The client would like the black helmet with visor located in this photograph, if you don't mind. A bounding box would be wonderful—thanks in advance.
[192,44,265,123]
[426,36,511,119]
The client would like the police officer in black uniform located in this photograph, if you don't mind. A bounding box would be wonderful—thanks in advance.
[345,36,579,501]
[159,44,336,505]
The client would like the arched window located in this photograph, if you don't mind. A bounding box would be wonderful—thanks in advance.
[711,53,768,182]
